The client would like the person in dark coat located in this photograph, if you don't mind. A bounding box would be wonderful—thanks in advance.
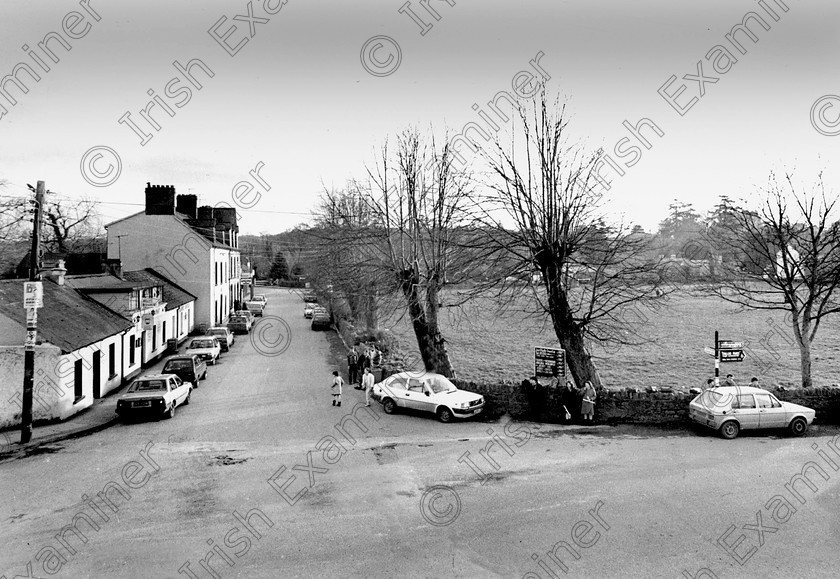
[347,348,359,385]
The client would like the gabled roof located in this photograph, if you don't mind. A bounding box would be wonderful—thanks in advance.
[105,211,239,252]
[123,269,196,310]
[0,278,132,353]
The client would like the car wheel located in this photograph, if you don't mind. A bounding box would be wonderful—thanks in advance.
[192,380,199,389]
[383,398,397,414]
[719,420,739,439]
[437,407,454,423]
[184,391,191,405]
[165,403,176,419]
[789,416,808,437]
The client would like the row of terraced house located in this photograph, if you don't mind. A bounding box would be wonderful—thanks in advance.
[0,184,254,429]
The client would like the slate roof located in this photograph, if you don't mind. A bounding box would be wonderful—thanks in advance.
[122,268,196,310]
[65,273,156,291]
[105,211,238,250]
[0,278,133,353]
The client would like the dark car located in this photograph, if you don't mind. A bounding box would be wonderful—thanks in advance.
[162,354,207,388]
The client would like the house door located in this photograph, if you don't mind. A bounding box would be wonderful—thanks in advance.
[141,330,147,367]
[92,350,101,399]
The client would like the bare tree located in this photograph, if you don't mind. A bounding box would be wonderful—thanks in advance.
[476,93,662,389]
[360,128,475,378]
[710,171,840,388]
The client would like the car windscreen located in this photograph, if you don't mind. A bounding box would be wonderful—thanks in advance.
[129,380,167,392]
[208,330,225,336]
[427,375,457,393]
[189,340,213,348]
[164,360,192,370]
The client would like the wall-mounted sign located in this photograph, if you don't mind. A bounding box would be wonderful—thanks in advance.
[141,313,154,330]
[534,347,566,379]
[23,281,43,309]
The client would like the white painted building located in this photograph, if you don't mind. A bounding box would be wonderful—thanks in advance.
[105,185,242,328]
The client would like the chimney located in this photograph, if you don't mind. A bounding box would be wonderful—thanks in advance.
[106,258,123,279]
[145,184,176,215]
[175,194,197,219]
[52,259,67,286]
[197,206,214,220]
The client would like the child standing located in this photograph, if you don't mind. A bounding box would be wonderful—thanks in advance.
[331,370,343,407]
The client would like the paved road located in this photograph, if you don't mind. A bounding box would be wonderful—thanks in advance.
[1,288,838,578]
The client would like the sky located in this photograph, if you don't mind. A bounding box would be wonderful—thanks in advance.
[1,0,839,236]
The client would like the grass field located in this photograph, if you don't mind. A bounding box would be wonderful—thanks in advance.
[379,289,840,391]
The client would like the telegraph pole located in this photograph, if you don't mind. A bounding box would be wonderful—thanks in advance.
[21,181,45,443]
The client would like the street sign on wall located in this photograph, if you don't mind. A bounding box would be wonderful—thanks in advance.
[23,282,43,309]
[141,313,154,330]
[534,347,566,378]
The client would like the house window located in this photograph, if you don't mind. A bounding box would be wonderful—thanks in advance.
[108,343,115,377]
[74,358,83,402]
[129,335,135,365]
[152,325,157,350]
[163,321,167,342]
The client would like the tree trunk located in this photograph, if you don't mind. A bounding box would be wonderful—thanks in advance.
[798,338,813,388]
[363,283,378,331]
[399,268,455,378]
[544,264,602,389]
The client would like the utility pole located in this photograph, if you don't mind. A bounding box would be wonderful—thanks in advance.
[21,181,45,443]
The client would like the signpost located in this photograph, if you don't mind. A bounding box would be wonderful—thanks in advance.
[534,347,565,379]
[21,181,45,444]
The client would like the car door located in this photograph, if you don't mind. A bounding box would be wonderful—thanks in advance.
[731,394,760,429]
[170,376,188,406]
[756,393,787,428]
[382,376,411,408]
[403,378,427,411]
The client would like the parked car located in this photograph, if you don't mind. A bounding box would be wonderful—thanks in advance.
[252,294,267,305]
[310,309,331,330]
[206,326,235,352]
[303,291,317,303]
[228,315,250,335]
[235,309,254,329]
[689,386,815,439]
[371,371,484,423]
[185,337,222,365]
[162,354,207,387]
[116,374,191,420]
[245,300,265,317]
[304,303,315,318]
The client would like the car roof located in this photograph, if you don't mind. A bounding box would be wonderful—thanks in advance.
[388,371,445,381]
[706,386,771,395]
[135,373,175,380]
[165,355,195,361]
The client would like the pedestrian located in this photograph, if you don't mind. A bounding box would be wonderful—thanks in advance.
[356,349,368,385]
[579,380,596,423]
[750,376,760,388]
[561,380,576,422]
[370,346,382,367]
[724,373,737,387]
[331,370,343,407]
[361,366,375,407]
[347,348,359,385]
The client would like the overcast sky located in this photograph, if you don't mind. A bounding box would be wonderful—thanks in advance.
[1,0,839,235]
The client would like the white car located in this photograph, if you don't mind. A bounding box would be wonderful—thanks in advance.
[372,371,484,422]
[689,386,816,439]
[116,374,191,420]
[185,337,222,365]
[206,326,235,351]
[252,294,267,305]
[304,303,315,318]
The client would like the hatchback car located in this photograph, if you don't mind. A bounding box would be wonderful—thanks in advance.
[206,326,235,352]
[245,300,265,317]
[304,303,315,318]
[689,386,815,439]
[252,294,267,305]
[372,371,484,422]
[185,337,221,365]
[116,374,191,420]
[162,354,207,388]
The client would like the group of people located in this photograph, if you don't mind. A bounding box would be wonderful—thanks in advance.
[525,375,598,423]
[700,374,761,391]
[331,344,383,408]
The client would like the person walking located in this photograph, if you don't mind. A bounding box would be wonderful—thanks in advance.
[361,366,375,407]
[579,381,596,423]
[724,373,737,387]
[347,348,359,387]
[331,370,343,407]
